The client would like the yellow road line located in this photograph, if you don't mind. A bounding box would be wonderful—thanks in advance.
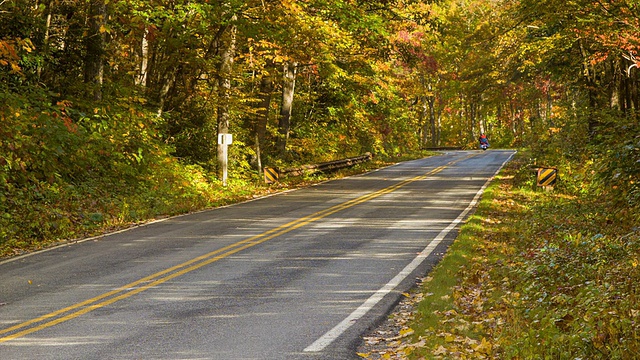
[0,156,469,342]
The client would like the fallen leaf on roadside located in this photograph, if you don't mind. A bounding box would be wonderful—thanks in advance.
[433,345,448,355]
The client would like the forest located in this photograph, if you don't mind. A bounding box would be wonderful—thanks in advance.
[2,0,639,259]
[2,0,638,251]
[2,0,640,357]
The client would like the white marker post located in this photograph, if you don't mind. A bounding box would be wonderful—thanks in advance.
[218,133,233,186]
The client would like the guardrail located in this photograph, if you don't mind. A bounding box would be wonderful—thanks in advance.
[280,152,372,176]
[264,153,372,183]
[425,146,463,151]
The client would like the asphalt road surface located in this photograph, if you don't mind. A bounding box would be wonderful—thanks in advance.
[0,150,515,360]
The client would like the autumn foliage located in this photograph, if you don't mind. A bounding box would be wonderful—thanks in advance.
[1,0,639,355]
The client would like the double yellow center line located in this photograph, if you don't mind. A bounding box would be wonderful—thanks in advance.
[0,157,466,343]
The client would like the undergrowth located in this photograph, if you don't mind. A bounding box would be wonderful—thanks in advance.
[400,148,640,358]
[369,110,640,359]
[0,127,413,259]
[1,86,424,258]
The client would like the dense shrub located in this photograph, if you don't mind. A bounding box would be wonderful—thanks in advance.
[0,89,230,256]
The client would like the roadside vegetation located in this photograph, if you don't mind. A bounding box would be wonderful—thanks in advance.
[3,0,638,262]
[359,113,640,359]
[0,141,422,258]
[2,0,639,356]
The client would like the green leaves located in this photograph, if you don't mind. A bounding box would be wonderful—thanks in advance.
[386,152,640,359]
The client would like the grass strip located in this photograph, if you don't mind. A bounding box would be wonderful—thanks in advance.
[394,152,640,359]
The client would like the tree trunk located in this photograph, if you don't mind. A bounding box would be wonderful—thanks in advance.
[624,73,633,115]
[546,90,553,124]
[424,81,437,147]
[278,61,297,156]
[631,68,640,115]
[38,0,54,79]
[156,71,176,117]
[427,95,437,147]
[579,39,599,135]
[136,26,149,86]
[254,72,273,172]
[419,95,428,148]
[217,16,237,177]
[610,58,621,111]
[468,100,476,141]
[436,108,442,146]
[84,0,106,101]
[458,93,466,143]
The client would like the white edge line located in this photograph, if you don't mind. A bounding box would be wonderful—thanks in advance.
[304,150,516,353]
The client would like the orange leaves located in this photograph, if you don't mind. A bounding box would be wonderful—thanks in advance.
[0,38,34,74]
[55,100,78,133]
[570,1,640,66]
[0,41,19,63]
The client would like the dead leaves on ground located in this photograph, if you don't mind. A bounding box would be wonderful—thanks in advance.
[360,155,640,359]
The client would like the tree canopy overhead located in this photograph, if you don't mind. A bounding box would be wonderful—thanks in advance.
[1,0,638,248]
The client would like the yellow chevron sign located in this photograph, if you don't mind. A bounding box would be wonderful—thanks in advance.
[264,167,279,184]
[537,167,558,187]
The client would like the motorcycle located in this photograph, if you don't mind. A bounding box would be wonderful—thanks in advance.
[480,142,489,151]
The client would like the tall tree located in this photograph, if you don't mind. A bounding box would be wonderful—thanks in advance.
[85,0,107,101]
[217,14,237,177]
[253,70,274,172]
[278,61,297,156]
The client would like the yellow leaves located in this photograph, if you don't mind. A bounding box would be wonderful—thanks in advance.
[400,326,415,336]
[433,345,448,356]
[10,63,22,73]
[432,332,495,358]
[474,337,492,355]
[482,217,502,225]
[0,39,33,74]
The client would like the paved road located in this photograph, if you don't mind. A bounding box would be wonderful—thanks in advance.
[0,150,514,360]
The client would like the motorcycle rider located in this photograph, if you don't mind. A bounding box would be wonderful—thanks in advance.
[479,133,489,148]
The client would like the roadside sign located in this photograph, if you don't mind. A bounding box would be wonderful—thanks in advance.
[537,167,558,187]
[218,133,232,186]
[218,133,233,145]
[264,167,278,184]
